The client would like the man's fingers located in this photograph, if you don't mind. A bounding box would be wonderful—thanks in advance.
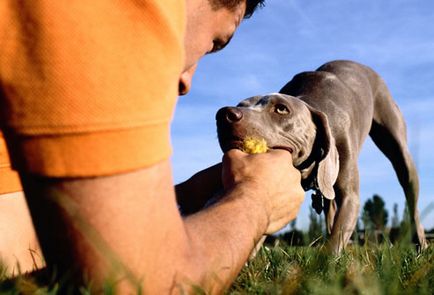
[267,148,293,158]
[222,149,248,162]
[225,148,247,156]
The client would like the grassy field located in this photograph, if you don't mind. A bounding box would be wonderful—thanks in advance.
[229,241,434,295]
[1,241,433,294]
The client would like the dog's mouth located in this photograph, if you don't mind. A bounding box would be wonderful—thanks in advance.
[270,145,294,154]
[218,136,243,153]
[216,114,294,154]
[219,135,294,154]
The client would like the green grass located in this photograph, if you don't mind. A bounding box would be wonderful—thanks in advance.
[1,243,433,294]
[229,242,434,295]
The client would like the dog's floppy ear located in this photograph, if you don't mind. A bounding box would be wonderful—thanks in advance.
[307,105,340,200]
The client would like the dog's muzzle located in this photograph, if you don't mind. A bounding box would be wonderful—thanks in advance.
[216,107,247,152]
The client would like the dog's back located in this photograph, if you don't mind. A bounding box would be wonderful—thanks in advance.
[280,60,427,252]
[280,60,382,150]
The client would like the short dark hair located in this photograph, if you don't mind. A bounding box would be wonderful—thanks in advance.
[209,0,265,19]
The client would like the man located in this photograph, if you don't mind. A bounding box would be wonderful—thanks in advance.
[0,0,304,293]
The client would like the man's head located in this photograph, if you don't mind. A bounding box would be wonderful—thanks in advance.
[208,0,265,19]
[179,0,265,95]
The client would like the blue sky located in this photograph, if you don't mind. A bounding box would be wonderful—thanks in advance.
[171,0,434,230]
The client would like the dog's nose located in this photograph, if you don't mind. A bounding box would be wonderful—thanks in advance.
[216,107,243,123]
[226,108,243,122]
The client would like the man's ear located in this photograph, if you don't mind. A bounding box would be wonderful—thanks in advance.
[307,105,340,200]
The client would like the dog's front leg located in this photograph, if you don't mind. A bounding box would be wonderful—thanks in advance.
[324,199,337,235]
[327,165,361,254]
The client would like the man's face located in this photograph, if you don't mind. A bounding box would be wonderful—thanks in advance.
[179,0,246,95]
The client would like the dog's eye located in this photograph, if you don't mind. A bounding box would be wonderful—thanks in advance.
[274,104,289,115]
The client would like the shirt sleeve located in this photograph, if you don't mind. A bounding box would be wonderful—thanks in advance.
[0,0,185,178]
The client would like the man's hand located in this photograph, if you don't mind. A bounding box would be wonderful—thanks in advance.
[222,149,305,234]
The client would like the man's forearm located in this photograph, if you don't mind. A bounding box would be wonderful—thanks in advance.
[15,151,302,293]
[175,149,304,293]
[178,183,267,294]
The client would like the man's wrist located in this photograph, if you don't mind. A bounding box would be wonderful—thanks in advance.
[220,182,269,237]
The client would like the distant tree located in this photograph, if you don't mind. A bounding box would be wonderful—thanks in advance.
[351,217,363,245]
[277,218,305,246]
[389,203,401,243]
[281,229,304,246]
[399,204,412,244]
[391,203,399,228]
[356,218,362,232]
[307,207,324,244]
[290,219,297,231]
[362,194,389,231]
[400,204,411,227]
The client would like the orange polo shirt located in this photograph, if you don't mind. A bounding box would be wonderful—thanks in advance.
[0,0,185,194]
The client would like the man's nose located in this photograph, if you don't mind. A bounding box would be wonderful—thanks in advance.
[178,64,197,96]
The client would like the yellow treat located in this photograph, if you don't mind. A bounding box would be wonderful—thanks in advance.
[242,137,268,154]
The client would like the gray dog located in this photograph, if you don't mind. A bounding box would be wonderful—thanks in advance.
[216,60,428,253]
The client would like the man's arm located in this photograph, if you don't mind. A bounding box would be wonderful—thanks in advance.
[20,149,303,293]
[175,163,222,215]
[0,192,42,275]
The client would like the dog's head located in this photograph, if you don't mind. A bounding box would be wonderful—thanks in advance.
[216,93,339,200]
